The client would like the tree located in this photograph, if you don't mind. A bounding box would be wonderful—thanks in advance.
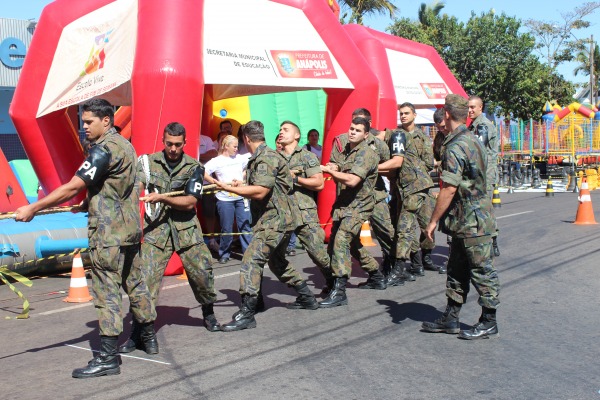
[417,0,445,26]
[338,0,399,25]
[524,2,600,97]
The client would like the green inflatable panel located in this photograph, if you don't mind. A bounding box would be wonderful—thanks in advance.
[248,90,327,148]
[9,159,38,199]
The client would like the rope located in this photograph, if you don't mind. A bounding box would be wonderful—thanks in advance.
[0,206,78,221]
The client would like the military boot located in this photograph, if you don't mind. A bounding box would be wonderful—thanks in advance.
[409,251,425,276]
[202,303,221,332]
[255,293,266,313]
[118,320,141,353]
[221,295,258,332]
[72,336,121,378]
[358,269,387,290]
[422,249,441,272]
[319,277,335,299]
[319,277,348,308]
[139,322,159,354]
[386,259,407,287]
[421,300,461,334]
[492,237,500,257]
[458,307,498,340]
[286,281,319,310]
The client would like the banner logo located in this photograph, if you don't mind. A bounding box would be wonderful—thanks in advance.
[420,83,448,99]
[271,50,337,79]
[80,29,113,76]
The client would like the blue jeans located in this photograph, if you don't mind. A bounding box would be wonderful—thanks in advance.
[216,198,252,258]
[287,232,297,250]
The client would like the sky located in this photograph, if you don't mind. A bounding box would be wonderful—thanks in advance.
[2,0,598,84]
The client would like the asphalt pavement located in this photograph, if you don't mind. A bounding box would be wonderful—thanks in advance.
[1,191,599,400]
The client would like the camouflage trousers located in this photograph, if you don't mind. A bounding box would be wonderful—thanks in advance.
[329,216,379,278]
[395,191,436,260]
[239,229,304,297]
[295,221,333,280]
[90,244,156,337]
[142,238,217,307]
[446,236,500,309]
[362,197,395,263]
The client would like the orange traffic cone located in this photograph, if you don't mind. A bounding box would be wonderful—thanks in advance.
[360,221,376,247]
[64,252,93,303]
[177,270,188,280]
[574,177,597,225]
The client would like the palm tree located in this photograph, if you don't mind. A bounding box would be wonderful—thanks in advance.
[338,0,399,25]
[417,0,445,26]
[573,43,600,78]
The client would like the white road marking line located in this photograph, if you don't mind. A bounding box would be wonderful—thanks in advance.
[497,211,533,219]
[65,344,171,365]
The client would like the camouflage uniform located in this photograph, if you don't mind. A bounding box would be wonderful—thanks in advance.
[439,124,500,309]
[469,114,499,193]
[137,151,217,307]
[78,128,156,337]
[328,139,380,278]
[331,133,395,267]
[388,127,436,260]
[469,112,499,241]
[240,143,304,297]
[282,146,332,280]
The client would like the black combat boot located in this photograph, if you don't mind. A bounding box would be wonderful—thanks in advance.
[458,307,498,340]
[421,299,462,334]
[381,255,393,277]
[492,237,500,257]
[118,320,141,353]
[422,249,441,272]
[255,293,266,313]
[386,259,407,287]
[358,269,387,290]
[139,322,159,354]
[72,336,121,378]
[221,295,258,332]
[319,277,348,308]
[319,277,335,298]
[286,281,319,309]
[202,303,221,332]
[409,251,425,276]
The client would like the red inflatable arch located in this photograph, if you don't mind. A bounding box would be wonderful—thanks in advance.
[10,0,381,270]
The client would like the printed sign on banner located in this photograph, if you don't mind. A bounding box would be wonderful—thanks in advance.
[36,0,137,117]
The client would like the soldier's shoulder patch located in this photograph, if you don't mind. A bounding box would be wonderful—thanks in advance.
[307,157,318,167]
[257,163,268,175]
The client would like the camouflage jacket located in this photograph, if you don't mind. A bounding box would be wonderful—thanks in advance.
[281,145,321,225]
[439,124,495,238]
[86,128,141,248]
[137,151,204,251]
[331,133,390,201]
[388,126,434,197]
[469,114,499,186]
[246,143,297,232]
[329,138,379,221]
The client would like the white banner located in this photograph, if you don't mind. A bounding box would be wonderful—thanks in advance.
[386,48,451,106]
[203,0,352,100]
[37,0,137,117]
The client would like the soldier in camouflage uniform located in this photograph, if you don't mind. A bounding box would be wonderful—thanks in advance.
[16,99,156,378]
[319,117,382,307]
[277,121,334,293]
[330,108,396,282]
[119,122,220,357]
[379,103,438,286]
[215,120,319,332]
[422,94,500,340]
[468,95,500,257]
